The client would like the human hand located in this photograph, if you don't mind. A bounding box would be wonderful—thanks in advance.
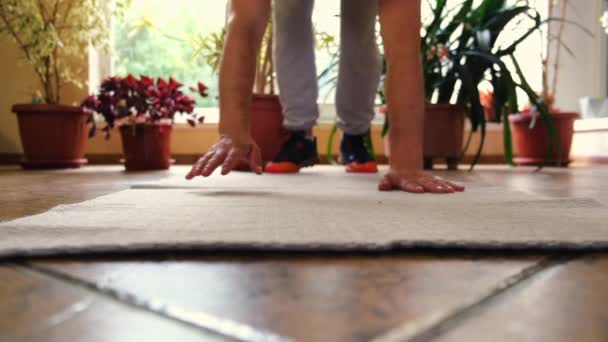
[185,135,263,179]
[378,169,465,194]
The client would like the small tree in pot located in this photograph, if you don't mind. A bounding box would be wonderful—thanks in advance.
[0,0,128,168]
[82,74,206,171]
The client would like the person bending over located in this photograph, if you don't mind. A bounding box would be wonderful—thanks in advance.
[186,0,464,194]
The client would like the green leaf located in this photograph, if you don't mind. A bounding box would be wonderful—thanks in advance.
[457,63,486,170]
[484,6,531,34]
[502,110,515,165]
[510,55,562,167]
[326,123,339,165]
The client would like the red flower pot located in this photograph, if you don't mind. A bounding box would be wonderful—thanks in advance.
[12,104,89,169]
[250,94,287,163]
[384,103,465,170]
[509,111,580,166]
[119,124,173,171]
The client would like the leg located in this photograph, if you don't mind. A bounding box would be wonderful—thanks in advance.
[336,0,381,135]
[273,0,318,132]
[266,0,320,174]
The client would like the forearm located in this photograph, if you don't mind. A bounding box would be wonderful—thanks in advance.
[379,0,424,171]
[219,0,270,144]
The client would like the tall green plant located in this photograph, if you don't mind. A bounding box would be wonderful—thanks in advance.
[0,0,129,104]
[381,0,568,169]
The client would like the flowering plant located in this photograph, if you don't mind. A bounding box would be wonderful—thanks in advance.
[82,74,207,139]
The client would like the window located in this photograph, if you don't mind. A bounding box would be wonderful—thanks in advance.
[112,0,229,109]
[106,0,549,123]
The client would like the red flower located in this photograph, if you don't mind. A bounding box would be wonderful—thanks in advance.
[197,82,208,97]
[191,82,208,98]
[168,78,183,91]
[139,75,154,88]
[84,75,207,138]
[437,44,449,60]
[124,74,139,89]
[177,95,194,106]
[157,78,168,90]
[81,95,99,112]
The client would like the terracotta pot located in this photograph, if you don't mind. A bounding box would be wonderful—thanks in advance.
[12,104,89,169]
[250,94,287,163]
[119,124,173,171]
[424,104,466,162]
[509,111,579,166]
[385,104,465,170]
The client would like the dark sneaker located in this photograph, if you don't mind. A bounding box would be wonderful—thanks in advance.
[340,132,378,173]
[265,131,319,173]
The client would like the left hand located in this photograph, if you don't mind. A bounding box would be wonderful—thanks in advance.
[378,169,465,194]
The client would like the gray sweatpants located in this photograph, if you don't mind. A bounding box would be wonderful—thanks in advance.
[273,0,381,135]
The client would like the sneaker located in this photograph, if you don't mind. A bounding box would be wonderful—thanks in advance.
[340,132,378,173]
[265,131,319,173]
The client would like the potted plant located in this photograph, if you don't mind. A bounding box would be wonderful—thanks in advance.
[82,74,206,171]
[0,0,127,169]
[508,0,585,167]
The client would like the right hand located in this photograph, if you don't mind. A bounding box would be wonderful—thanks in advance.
[185,135,263,179]
[378,169,465,194]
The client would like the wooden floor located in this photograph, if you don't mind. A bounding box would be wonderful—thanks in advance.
[1,165,608,342]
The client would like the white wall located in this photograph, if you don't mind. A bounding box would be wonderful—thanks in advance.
[552,0,607,112]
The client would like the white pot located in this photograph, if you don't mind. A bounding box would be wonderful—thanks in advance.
[580,97,608,119]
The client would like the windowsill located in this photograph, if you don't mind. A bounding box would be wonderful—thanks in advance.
[575,117,608,133]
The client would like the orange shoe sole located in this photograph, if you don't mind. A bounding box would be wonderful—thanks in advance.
[265,162,301,174]
[345,161,378,173]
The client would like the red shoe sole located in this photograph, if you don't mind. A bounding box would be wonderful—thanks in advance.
[345,161,378,173]
[265,162,301,174]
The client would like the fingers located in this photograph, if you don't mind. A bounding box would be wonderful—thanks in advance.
[418,177,455,194]
[186,153,212,180]
[378,174,425,193]
[399,179,425,193]
[221,148,243,175]
[201,151,227,177]
[249,145,263,175]
[378,174,393,191]
[417,178,442,193]
[431,176,465,193]
[446,180,465,192]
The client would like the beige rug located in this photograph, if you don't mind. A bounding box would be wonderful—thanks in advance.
[1,167,607,258]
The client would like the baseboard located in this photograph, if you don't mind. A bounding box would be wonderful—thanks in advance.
[0,154,22,165]
[1,153,506,167]
[572,156,608,165]
[9,153,605,166]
